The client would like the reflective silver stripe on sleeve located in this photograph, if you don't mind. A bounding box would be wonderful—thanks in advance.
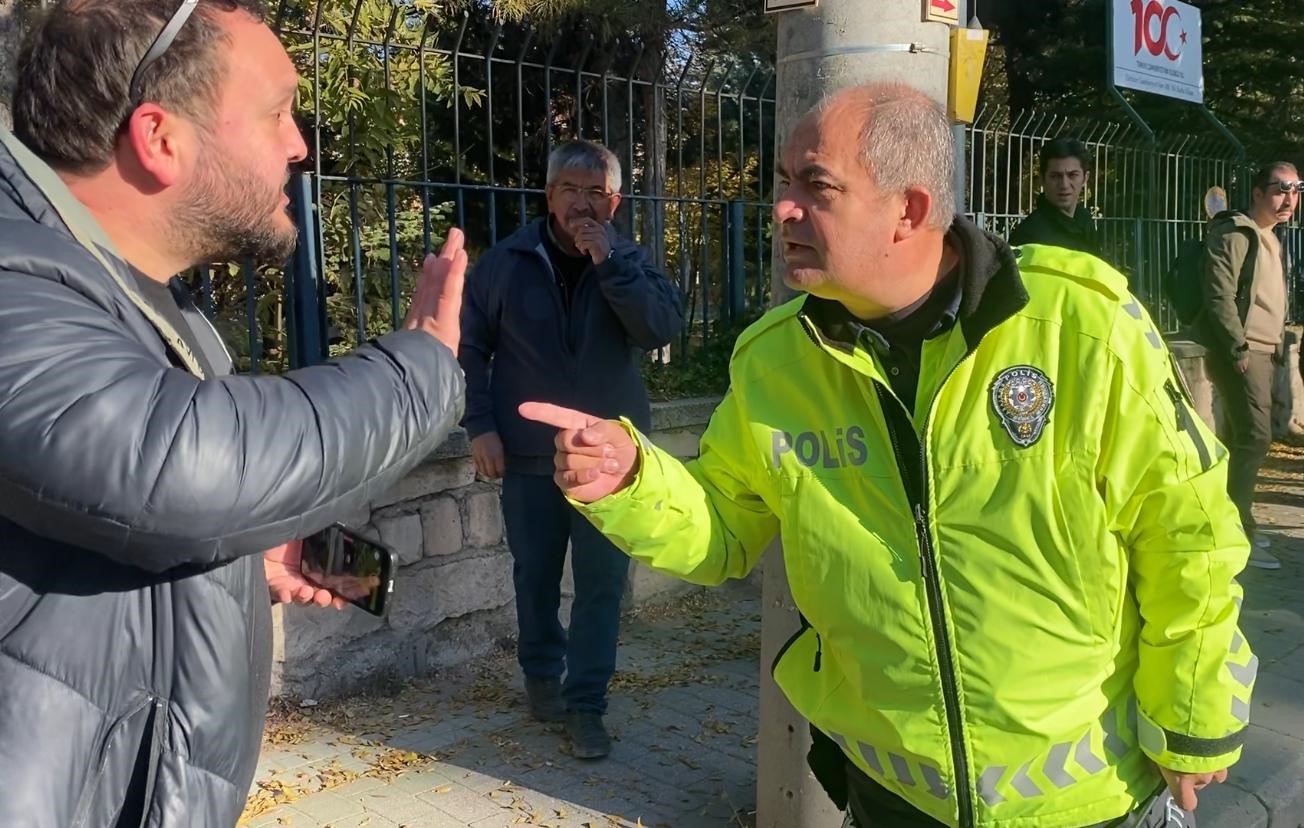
[978,766,1007,806]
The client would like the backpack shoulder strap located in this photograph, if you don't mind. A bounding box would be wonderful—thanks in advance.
[1236,225,1260,286]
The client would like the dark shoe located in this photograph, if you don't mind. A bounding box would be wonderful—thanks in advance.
[524,676,565,723]
[566,712,611,760]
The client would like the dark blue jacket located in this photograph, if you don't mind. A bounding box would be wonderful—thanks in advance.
[459,218,684,474]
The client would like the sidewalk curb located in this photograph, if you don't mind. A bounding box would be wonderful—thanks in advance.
[1201,496,1304,828]
[1201,722,1304,827]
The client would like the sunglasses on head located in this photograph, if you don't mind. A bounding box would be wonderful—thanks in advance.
[128,0,200,105]
[1265,180,1304,195]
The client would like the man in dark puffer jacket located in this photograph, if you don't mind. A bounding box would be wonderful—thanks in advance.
[0,2,467,826]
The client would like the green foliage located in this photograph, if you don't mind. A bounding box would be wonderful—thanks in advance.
[485,0,773,54]
[204,0,774,394]
[318,186,456,357]
[642,308,764,401]
[484,0,586,21]
[980,0,1304,166]
[289,0,485,177]
[199,264,290,374]
[663,152,766,315]
[199,0,487,371]
[283,0,481,360]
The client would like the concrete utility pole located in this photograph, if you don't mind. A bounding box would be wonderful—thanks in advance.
[952,0,971,214]
[756,2,954,826]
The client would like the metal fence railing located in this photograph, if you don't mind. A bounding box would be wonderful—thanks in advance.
[192,7,1301,374]
[190,2,776,374]
[963,105,1303,334]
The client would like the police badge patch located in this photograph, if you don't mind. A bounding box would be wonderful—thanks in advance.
[990,365,1054,447]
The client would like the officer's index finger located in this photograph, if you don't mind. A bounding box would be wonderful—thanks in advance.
[518,402,595,431]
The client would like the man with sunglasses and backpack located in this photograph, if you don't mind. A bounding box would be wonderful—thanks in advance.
[1193,162,1301,570]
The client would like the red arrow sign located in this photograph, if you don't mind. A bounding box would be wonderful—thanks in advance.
[932,0,956,11]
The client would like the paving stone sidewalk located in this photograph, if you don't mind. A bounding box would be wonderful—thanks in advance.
[240,584,762,828]
[1200,443,1304,828]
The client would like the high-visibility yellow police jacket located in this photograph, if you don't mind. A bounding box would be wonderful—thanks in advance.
[578,221,1255,827]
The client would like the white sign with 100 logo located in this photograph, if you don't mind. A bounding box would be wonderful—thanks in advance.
[1112,0,1204,103]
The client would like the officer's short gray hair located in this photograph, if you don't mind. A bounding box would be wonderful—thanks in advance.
[546,140,622,194]
[818,84,956,230]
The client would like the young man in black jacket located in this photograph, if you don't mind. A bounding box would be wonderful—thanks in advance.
[459,140,683,759]
[1009,137,1104,258]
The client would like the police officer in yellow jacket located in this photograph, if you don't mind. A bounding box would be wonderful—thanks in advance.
[520,83,1253,827]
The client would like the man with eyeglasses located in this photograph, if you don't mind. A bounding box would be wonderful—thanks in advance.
[1193,162,1301,570]
[459,139,682,759]
[0,2,466,826]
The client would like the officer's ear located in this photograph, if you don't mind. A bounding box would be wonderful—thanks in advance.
[894,186,935,241]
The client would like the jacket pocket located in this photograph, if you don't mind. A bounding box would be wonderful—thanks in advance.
[71,698,156,828]
[771,613,823,676]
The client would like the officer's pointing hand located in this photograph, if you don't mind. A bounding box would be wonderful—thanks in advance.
[518,402,638,502]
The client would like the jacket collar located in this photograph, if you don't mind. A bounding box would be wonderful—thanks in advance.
[501,217,579,278]
[0,128,208,378]
[1211,209,1262,233]
[501,216,550,253]
[1034,193,1094,235]
[799,216,1029,355]
[503,215,623,256]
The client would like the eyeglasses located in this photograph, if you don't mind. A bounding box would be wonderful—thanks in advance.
[1266,180,1304,195]
[128,0,200,105]
[553,184,617,203]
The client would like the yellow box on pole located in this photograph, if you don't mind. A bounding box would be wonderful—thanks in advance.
[948,26,990,123]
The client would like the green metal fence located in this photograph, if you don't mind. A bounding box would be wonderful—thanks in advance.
[193,2,775,373]
[193,5,1301,373]
[964,105,1303,334]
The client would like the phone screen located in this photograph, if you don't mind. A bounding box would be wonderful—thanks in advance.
[300,526,395,616]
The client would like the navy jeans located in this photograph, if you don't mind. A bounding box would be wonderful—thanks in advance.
[500,472,630,714]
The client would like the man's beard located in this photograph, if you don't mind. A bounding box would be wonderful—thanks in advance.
[171,145,298,268]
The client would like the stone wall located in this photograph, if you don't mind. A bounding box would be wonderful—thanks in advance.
[271,397,722,700]
[1169,327,1304,437]
[1272,330,1304,437]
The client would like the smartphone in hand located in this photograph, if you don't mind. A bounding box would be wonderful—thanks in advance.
[299,524,398,617]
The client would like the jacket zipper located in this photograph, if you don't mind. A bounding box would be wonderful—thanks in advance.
[1164,380,1213,472]
[530,245,582,371]
[804,311,988,823]
[874,381,974,828]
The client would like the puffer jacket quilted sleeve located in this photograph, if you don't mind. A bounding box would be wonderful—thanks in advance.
[0,261,465,573]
